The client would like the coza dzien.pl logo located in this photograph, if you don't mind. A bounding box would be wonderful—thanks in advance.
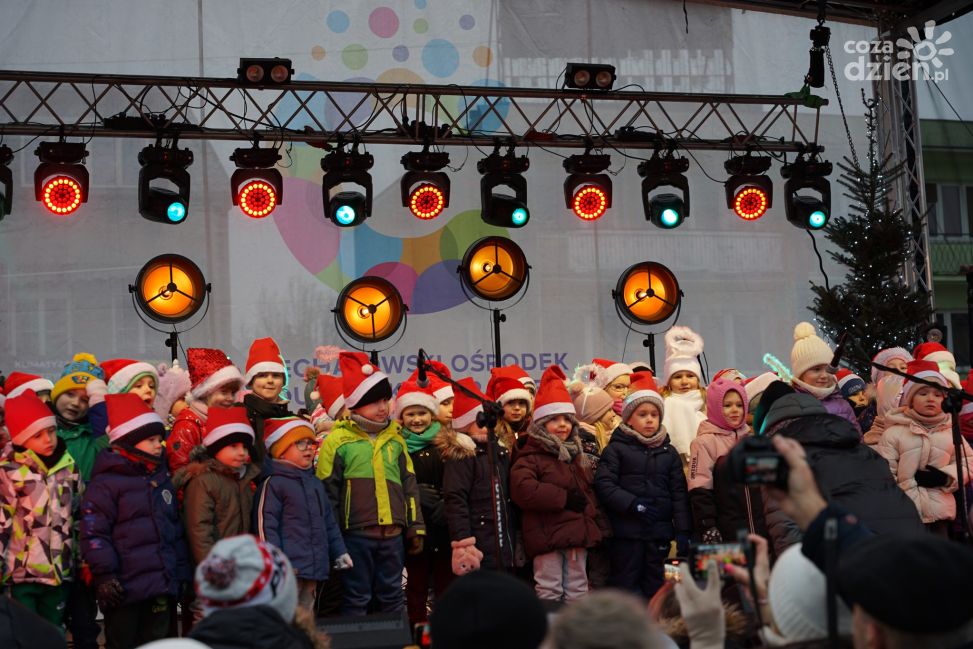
[845,20,953,82]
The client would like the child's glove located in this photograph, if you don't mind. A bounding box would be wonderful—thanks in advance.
[631,498,658,520]
[96,577,126,609]
[915,467,950,488]
[333,553,353,570]
[565,489,588,513]
[451,537,483,576]
[407,536,424,555]
[86,378,108,405]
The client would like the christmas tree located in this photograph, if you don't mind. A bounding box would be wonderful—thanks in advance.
[810,100,931,376]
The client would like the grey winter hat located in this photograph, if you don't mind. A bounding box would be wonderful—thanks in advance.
[762,393,826,433]
[195,535,298,624]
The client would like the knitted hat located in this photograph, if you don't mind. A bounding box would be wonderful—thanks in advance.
[705,378,749,430]
[155,360,192,419]
[622,371,665,422]
[769,544,852,641]
[6,390,57,446]
[451,377,487,431]
[105,392,165,445]
[339,351,391,409]
[51,353,103,403]
[395,379,437,416]
[567,381,613,425]
[899,360,949,407]
[711,368,746,385]
[263,416,314,458]
[102,358,159,395]
[429,570,548,649]
[744,372,779,407]
[486,367,532,406]
[311,373,345,420]
[871,347,912,384]
[575,358,632,389]
[195,535,298,623]
[531,366,576,423]
[243,337,286,387]
[203,406,255,455]
[188,348,243,400]
[663,326,704,385]
[913,342,961,388]
[751,381,796,435]
[835,369,866,399]
[790,322,833,380]
[4,372,54,399]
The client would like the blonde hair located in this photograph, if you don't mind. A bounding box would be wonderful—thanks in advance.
[660,385,707,401]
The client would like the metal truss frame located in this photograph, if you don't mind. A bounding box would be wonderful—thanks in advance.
[0,70,825,153]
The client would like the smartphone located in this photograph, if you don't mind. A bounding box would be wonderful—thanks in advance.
[689,542,746,581]
[664,559,683,583]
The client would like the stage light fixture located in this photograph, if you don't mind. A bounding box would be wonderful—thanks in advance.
[782,155,832,230]
[230,145,282,219]
[334,276,408,345]
[725,155,773,221]
[34,141,89,216]
[237,57,293,85]
[564,63,616,91]
[137,143,193,225]
[322,144,374,228]
[460,236,530,303]
[806,24,831,88]
[478,145,530,229]
[611,261,683,370]
[564,152,612,221]
[0,145,12,220]
[401,149,450,220]
[638,154,690,229]
[130,254,209,325]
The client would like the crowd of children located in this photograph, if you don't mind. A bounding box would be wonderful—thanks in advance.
[1,321,973,647]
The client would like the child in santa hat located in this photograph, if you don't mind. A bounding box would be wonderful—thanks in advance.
[3,372,54,402]
[80,393,191,649]
[315,351,424,616]
[0,391,82,628]
[595,372,691,600]
[167,348,244,474]
[395,379,453,626]
[877,360,973,534]
[439,377,516,574]
[510,366,605,603]
[660,326,707,463]
[573,358,633,417]
[687,378,750,544]
[407,359,455,428]
[487,365,534,448]
[86,358,160,442]
[241,337,292,467]
[255,415,351,613]
[789,323,860,433]
[913,341,962,389]
[308,372,347,437]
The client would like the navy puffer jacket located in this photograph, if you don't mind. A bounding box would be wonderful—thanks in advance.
[254,460,347,581]
[594,428,692,542]
[80,449,191,604]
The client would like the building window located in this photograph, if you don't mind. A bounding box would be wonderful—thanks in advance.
[927,182,973,239]
[934,311,970,371]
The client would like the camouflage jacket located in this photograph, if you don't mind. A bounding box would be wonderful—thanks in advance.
[0,441,82,586]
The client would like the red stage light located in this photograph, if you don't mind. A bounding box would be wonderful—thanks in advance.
[733,186,769,220]
[408,183,446,220]
[572,185,609,221]
[238,180,278,218]
[41,176,83,215]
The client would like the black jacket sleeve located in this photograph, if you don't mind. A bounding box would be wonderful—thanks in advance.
[669,449,693,536]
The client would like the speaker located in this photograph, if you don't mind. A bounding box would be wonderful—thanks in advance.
[317,612,413,649]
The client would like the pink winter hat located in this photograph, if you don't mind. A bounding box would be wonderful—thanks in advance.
[154,361,192,419]
[705,379,749,431]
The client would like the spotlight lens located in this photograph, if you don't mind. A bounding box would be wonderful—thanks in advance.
[238,180,278,218]
[335,204,357,225]
[660,208,681,228]
[511,207,528,226]
[42,176,83,215]
[409,183,446,220]
[573,70,591,87]
[167,201,187,223]
[269,64,290,83]
[573,185,608,221]
[245,64,264,83]
[808,210,828,229]
[595,70,614,88]
[734,186,769,220]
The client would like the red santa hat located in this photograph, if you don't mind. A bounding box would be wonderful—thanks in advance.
[6,390,57,446]
[581,358,632,389]
[531,366,576,422]
[501,364,535,389]
[105,392,165,445]
[188,348,243,400]
[203,406,255,453]
[912,342,961,388]
[244,337,286,387]
[408,360,454,403]
[311,374,346,420]
[262,416,314,458]
[396,380,438,415]
[451,377,487,431]
[339,351,390,410]
[744,372,779,406]
[899,360,949,407]
[486,367,532,406]
[4,371,54,399]
[102,358,159,395]
[711,368,746,384]
[622,371,665,421]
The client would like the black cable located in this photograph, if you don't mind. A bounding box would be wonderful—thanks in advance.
[926,78,973,140]
[808,229,831,291]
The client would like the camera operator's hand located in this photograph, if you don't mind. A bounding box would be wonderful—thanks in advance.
[725,534,770,606]
[675,560,725,649]
[766,436,827,532]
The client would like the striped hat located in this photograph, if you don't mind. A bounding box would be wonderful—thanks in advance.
[622,371,665,422]
[262,416,313,458]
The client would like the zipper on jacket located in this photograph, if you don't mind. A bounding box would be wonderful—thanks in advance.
[344,479,352,529]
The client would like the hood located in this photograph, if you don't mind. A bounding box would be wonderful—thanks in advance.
[705,378,749,430]
[189,606,313,649]
[762,393,827,432]
[434,427,478,461]
[696,419,746,439]
[91,447,163,478]
[778,413,860,448]
[264,458,313,480]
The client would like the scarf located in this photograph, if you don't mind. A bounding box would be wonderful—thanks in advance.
[350,413,390,435]
[527,422,582,463]
[405,421,441,453]
[618,421,668,448]
[114,444,163,472]
[662,390,705,457]
[188,400,209,422]
[905,408,951,432]
[792,377,837,400]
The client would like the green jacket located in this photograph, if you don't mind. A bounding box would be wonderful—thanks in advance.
[0,441,81,586]
[57,418,108,482]
[316,419,425,537]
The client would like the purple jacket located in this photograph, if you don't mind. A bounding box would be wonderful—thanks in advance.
[818,391,862,435]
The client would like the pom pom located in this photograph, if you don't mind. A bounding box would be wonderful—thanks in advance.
[665,326,704,357]
[794,321,817,341]
[310,390,320,401]
[157,362,169,377]
[201,556,236,590]
[567,380,587,397]
[362,364,374,376]
[73,352,98,365]
[304,366,321,383]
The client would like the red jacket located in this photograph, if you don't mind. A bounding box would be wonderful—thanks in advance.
[510,432,604,558]
[167,406,205,474]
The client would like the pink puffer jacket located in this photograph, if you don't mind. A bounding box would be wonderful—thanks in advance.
[688,379,750,491]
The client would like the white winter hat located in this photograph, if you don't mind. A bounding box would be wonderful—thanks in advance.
[662,326,704,386]
[769,545,852,642]
[790,322,833,380]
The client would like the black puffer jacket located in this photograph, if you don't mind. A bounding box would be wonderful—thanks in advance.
[189,605,315,649]
[410,438,450,554]
[763,400,925,556]
[710,454,771,547]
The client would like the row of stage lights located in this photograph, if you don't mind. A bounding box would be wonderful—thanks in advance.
[0,138,833,232]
